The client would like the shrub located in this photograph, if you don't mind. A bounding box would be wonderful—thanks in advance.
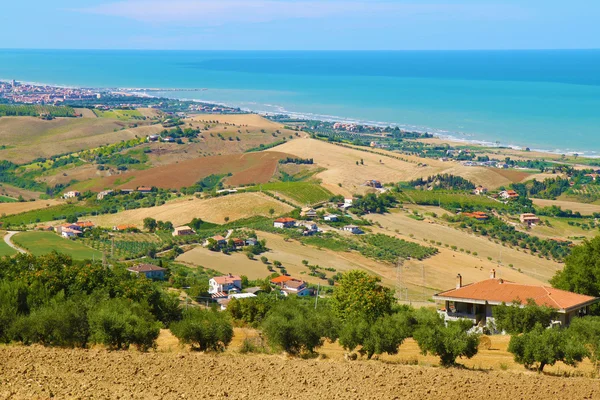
[413,309,480,367]
[227,295,276,327]
[492,300,556,334]
[170,308,233,352]
[88,298,161,351]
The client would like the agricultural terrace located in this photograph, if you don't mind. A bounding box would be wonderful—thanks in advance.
[246,182,333,205]
[83,232,162,260]
[12,231,101,260]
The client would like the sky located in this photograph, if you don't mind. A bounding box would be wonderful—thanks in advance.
[3,0,600,50]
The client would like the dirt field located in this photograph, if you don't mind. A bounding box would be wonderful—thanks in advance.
[0,199,63,217]
[1,342,598,400]
[0,184,44,201]
[367,208,562,285]
[0,117,162,163]
[532,198,600,215]
[86,151,290,191]
[87,193,293,228]
[268,139,523,195]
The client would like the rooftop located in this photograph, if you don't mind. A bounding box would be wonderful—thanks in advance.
[128,264,167,273]
[434,278,598,312]
[213,274,241,284]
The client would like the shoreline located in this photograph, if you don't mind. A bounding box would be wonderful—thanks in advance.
[3,77,599,158]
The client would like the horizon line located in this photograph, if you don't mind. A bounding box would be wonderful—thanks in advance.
[1,47,600,52]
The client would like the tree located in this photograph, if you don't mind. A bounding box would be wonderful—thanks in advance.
[170,308,233,352]
[339,309,416,359]
[492,299,557,334]
[66,214,78,223]
[269,208,275,216]
[224,216,230,223]
[413,309,480,367]
[262,299,337,355]
[551,237,600,298]
[508,324,587,372]
[568,317,600,370]
[330,270,395,322]
[260,256,268,264]
[143,217,157,232]
[227,295,277,327]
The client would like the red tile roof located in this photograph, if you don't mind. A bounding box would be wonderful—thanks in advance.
[213,275,241,284]
[270,275,293,284]
[434,279,598,312]
[128,264,167,273]
[274,217,296,223]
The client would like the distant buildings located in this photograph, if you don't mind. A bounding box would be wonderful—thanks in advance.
[520,213,540,226]
[474,186,488,195]
[270,276,312,297]
[273,217,296,229]
[499,190,519,200]
[127,264,167,280]
[343,225,362,234]
[300,207,317,219]
[63,190,80,199]
[462,211,489,221]
[172,226,195,236]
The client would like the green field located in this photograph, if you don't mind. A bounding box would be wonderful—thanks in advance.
[397,189,504,210]
[253,182,332,205]
[0,232,17,257]
[92,109,143,121]
[12,231,102,260]
[0,204,101,226]
[0,195,17,203]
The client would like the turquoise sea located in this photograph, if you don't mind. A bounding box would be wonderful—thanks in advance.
[1,49,600,154]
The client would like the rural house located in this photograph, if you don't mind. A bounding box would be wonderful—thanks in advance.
[270,276,313,297]
[127,264,167,280]
[75,221,95,229]
[209,274,242,296]
[301,207,318,219]
[433,271,599,328]
[172,226,195,236]
[462,211,489,221]
[61,227,82,239]
[137,186,153,193]
[343,225,362,234]
[63,190,80,199]
[364,180,382,188]
[97,190,114,200]
[474,186,488,195]
[217,293,257,310]
[520,213,540,226]
[499,190,519,200]
[296,221,318,235]
[324,214,339,222]
[273,217,296,229]
[113,224,137,231]
[204,235,227,247]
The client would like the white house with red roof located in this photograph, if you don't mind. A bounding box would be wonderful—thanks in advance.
[273,217,296,229]
[209,274,242,296]
[270,276,313,297]
[433,270,599,328]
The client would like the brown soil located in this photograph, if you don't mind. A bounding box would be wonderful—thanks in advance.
[0,344,598,400]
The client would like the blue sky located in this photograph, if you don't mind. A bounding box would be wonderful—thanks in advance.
[3,0,599,50]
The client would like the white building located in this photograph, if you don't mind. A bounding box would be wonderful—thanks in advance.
[63,191,80,199]
[209,274,242,296]
[343,225,362,234]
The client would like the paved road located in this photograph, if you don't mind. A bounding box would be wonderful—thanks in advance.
[3,231,27,254]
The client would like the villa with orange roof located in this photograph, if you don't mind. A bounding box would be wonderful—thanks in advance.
[433,269,599,328]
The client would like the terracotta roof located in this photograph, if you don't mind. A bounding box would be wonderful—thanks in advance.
[274,217,296,223]
[284,279,306,289]
[211,235,226,241]
[434,278,598,312]
[128,264,167,273]
[213,275,241,284]
[270,275,293,284]
[76,221,94,228]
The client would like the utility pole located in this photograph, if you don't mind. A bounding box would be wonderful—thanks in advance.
[314,283,320,309]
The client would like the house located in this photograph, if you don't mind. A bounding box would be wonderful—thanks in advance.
[364,180,382,189]
[61,227,82,239]
[162,136,175,142]
[474,186,488,195]
[209,274,242,295]
[270,276,312,297]
[245,237,258,246]
[273,217,296,229]
[97,190,114,200]
[499,190,519,200]
[204,235,227,247]
[75,221,94,229]
[55,223,81,234]
[127,264,167,280]
[119,189,134,195]
[433,271,599,328]
[462,211,489,221]
[36,225,54,232]
[231,238,246,248]
[301,207,318,219]
[63,190,80,199]
[147,135,160,142]
[296,221,318,234]
[113,224,137,231]
[244,287,264,295]
[324,214,339,222]
[172,226,195,236]
[586,173,599,181]
[520,213,540,225]
[137,186,153,193]
[343,225,362,234]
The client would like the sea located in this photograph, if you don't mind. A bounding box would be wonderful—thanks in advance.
[1,49,600,155]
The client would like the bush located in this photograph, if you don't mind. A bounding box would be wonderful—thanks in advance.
[508,324,587,372]
[227,295,276,327]
[262,299,337,355]
[413,309,480,367]
[492,300,556,334]
[569,316,600,369]
[331,270,394,322]
[170,308,233,351]
[88,298,161,351]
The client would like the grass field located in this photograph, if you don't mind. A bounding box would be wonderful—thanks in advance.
[533,198,600,215]
[0,199,63,218]
[12,231,101,260]
[86,192,294,228]
[398,189,504,210]
[253,182,333,205]
[0,195,17,203]
[92,109,143,121]
[0,203,100,226]
[0,232,17,257]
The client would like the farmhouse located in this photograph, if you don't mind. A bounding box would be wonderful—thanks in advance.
[296,221,318,234]
[520,213,540,225]
[127,264,167,280]
[75,221,95,229]
[147,135,160,142]
[231,238,246,248]
[301,207,318,219]
[324,214,339,222]
[97,190,114,200]
[61,227,82,239]
[113,224,137,231]
[364,180,382,189]
[245,237,258,246]
[172,226,195,236]
[137,186,153,193]
[270,276,312,297]
[499,190,519,200]
[209,274,242,296]
[63,190,80,199]
[433,271,599,328]
[462,211,489,221]
[474,186,488,195]
[343,225,362,234]
[274,217,296,229]
[204,235,227,247]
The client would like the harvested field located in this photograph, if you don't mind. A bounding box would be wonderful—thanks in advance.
[178,231,396,287]
[87,152,290,190]
[0,183,43,201]
[0,343,598,400]
[87,193,293,228]
[0,199,62,217]
[268,139,519,194]
[0,117,162,163]
[73,108,97,118]
[532,198,600,216]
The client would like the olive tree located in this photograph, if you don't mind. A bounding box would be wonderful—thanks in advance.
[170,308,233,352]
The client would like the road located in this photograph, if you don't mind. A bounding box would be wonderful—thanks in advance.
[3,231,27,254]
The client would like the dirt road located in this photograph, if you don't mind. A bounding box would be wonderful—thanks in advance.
[3,231,27,254]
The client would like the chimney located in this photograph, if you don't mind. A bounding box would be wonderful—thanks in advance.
[490,269,496,279]
[456,274,462,289]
